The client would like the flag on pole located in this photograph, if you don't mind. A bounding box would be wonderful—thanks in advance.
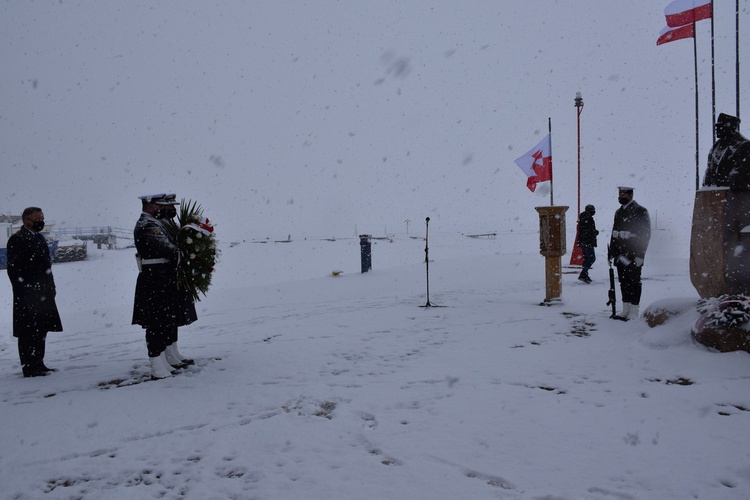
[657,23,695,45]
[664,0,712,28]
[514,134,552,192]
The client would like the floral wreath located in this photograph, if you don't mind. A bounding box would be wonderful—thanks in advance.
[161,199,218,301]
[697,294,750,328]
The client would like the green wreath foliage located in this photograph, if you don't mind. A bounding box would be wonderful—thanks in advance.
[161,199,217,301]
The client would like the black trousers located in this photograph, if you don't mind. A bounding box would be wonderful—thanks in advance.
[616,263,643,305]
[581,245,596,273]
[17,332,47,371]
[145,324,179,358]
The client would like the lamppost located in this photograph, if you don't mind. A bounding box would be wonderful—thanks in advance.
[570,91,584,266]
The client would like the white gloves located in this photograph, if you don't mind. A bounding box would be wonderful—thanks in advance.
[612,230,633,239]
[615,256,643,267]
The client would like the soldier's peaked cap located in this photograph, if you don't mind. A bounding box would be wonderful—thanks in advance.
[139,193,179,205]
[617,186,634,193]
[717,113,740,127]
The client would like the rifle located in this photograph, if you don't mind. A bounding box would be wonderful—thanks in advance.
[606,245,618,319]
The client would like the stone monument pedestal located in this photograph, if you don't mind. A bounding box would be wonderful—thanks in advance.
[690,188,750,298]
[690,188,750,354]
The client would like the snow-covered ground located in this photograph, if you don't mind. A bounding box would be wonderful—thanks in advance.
[3,2,749,497]
[2,230,749,500]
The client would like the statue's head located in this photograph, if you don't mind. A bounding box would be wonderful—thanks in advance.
[715,113,740,140]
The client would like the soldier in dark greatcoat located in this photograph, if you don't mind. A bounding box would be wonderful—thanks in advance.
[6,207,63,377]
[132,193,197,379]
[576,204,598,283]
[608,187,651,321]
[703,113,750,190]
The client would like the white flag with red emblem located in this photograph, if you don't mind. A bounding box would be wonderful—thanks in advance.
[514,134,552,192]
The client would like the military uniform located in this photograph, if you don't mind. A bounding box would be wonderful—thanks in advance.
[132,194,196,378]
[703,113,750,189]
[609,187,651,319]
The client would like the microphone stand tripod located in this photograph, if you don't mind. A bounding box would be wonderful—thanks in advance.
[420,217,445,308]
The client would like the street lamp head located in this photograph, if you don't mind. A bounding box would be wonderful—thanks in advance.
[574,91,583,108]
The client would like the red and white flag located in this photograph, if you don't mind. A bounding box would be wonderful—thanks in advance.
[656,23,695,45]
[186,216,214,236]
[514,134,552,192]
[664,0,712,28]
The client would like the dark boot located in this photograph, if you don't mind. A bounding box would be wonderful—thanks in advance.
[23,366,50,378]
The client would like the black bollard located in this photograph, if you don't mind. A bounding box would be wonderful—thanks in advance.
[359,234,372,273]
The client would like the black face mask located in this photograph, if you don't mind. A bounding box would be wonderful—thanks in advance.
[154,207,177,219]
[31,220,45,232]
[618,197,630,206]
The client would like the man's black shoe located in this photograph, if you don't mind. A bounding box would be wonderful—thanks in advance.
[23,368,50,378]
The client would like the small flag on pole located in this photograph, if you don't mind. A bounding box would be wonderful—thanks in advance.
[664,0,712,28]
[514,134,552,192]
[656,23,695,45]
[657,0,712,46]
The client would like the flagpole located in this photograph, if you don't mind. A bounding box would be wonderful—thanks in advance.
[548,117,553,206]
[575,93,583,217]
[694,22,700,190]
[737,0,741,121]
[711,0,716,141]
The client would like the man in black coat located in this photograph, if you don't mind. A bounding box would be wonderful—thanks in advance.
[576,204,598,284]
[608,187,651,321]
[132,193,197,379]
[6,207,63,377]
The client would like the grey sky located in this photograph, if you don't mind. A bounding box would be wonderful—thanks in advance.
[1,1,746,246]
